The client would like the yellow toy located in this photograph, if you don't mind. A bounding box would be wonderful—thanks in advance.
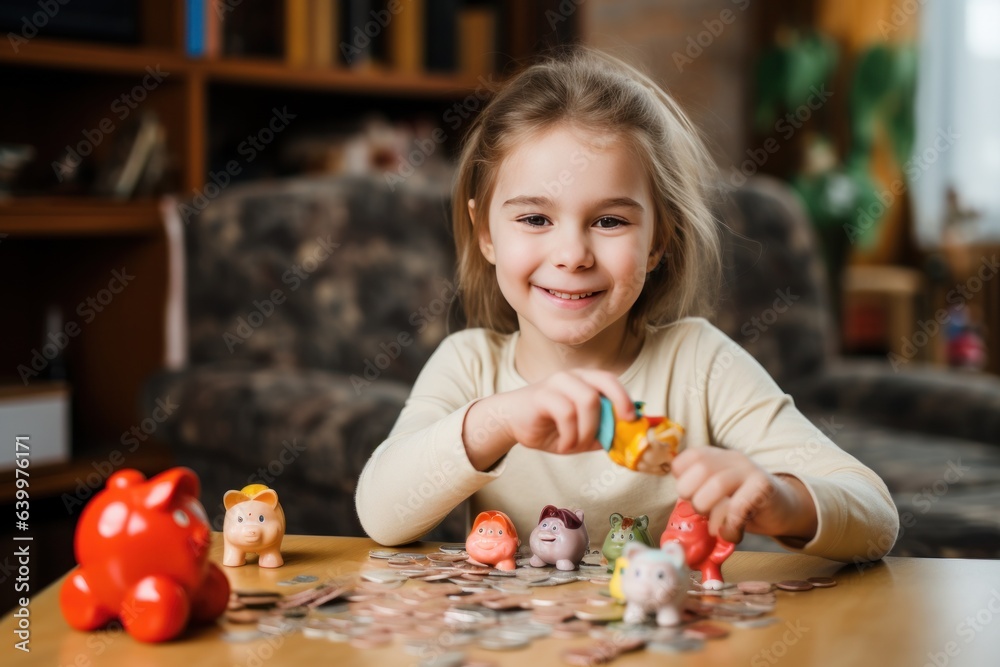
[609,553,628,602]
[597,398,684,474]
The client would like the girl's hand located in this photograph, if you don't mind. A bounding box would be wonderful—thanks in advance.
[671,447,818,544]
[463,369,636,470]
[503,369,635,454]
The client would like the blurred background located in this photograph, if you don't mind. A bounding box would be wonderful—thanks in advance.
[1,0,999,614]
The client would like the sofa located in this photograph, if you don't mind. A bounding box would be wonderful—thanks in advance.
[144,173,1000,557]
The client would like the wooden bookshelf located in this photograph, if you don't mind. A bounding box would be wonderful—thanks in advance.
[0,0,575,504]
[0,0,579,618]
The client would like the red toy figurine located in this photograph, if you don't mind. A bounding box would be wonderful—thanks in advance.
[659,499,735,590]
[60,468,230,642]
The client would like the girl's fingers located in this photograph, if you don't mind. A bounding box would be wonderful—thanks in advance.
[689,468,744,516]
[672,446,717,477]
[673,450,720,499]
[722,474,776,542]
[573,369,635,421]
[545,393,579,454]
[707,497,731,538]
[556,373,604,451]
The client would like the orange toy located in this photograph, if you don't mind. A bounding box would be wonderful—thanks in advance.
[60,468,230,642]
[466,510,520,571]
[597,398,684,474]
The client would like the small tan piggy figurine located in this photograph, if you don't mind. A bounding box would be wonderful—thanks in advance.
[222,484,285,568]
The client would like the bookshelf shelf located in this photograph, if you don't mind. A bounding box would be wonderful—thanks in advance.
[0,442,174,505]
[0,198,163,236]
[0,38,486,98]
[202,57,484,96]
[0,38,190,76]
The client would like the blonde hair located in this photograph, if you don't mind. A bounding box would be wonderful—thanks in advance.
[452,47,722,334]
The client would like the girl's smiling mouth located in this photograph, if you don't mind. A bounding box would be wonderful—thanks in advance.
[535,285,604,308]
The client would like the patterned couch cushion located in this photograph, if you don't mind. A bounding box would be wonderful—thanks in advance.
[714,176,837,388]
[184,174,458,387]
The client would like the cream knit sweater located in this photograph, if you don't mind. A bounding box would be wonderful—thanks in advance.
[355,318,899,562]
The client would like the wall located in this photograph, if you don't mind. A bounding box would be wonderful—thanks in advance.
[580,0,757,169]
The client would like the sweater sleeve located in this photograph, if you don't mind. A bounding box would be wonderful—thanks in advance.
[694,321,900,563]
[355,332,507,546]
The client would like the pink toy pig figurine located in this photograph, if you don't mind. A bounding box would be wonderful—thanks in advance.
[528,505,589,571]
[466,510,520,571]
[223,484,285,568]
[620,542,689,627]
[659,498,735,590]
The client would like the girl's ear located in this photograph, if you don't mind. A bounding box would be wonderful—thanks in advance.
[646,250,663,273]
[646,247,665,273]
[471,199,497,265]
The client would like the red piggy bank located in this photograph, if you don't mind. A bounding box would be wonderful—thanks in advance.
[60,468,230,642]
[660,499,736,590]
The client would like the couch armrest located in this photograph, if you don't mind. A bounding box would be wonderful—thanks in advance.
[142,364,411,495]
[787,359,1000,444]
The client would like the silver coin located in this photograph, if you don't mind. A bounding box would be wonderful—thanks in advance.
[220,629,266,643]
[648,636,705,653]
[361,570,406,584]
[395,552,428,560]
[479,634,529,650]
[528,577,574,587]
[439,544,467,553]
[731,616,783,629]
[418,651,467,667]
[369,549,398,559]
[444,605,498,624]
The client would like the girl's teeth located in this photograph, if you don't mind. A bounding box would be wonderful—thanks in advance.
[547,289,594,300]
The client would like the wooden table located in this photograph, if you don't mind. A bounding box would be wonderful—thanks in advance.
[4,535,1000,666]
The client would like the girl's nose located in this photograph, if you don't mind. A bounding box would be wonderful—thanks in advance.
[550,228,594,271]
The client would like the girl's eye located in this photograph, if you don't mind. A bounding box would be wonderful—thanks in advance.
[258,515,265,523]
[478,528,484,533]
[628,533,634,541]
[594,216,626,229]
[238,516,243,523]
[518,215,549,227]
[498,529,503,535]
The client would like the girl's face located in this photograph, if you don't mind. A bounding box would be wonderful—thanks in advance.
[475,125,662,347]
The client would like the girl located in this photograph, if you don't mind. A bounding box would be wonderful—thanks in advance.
[355,48,899,562]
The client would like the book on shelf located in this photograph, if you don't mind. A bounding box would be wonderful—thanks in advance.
[388,0,425,73]
[458,4,496,78]
[94,112,165,200]
[286,0,311,67]
[311,0,340,68]
[424,0,459,72]
[185,0,206,56]
[221,0,284,58]
[205,0,222,58]
[0,0,139,45]
[338,0,394,68]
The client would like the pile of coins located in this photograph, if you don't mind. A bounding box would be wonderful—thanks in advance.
[219,545,836,666]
